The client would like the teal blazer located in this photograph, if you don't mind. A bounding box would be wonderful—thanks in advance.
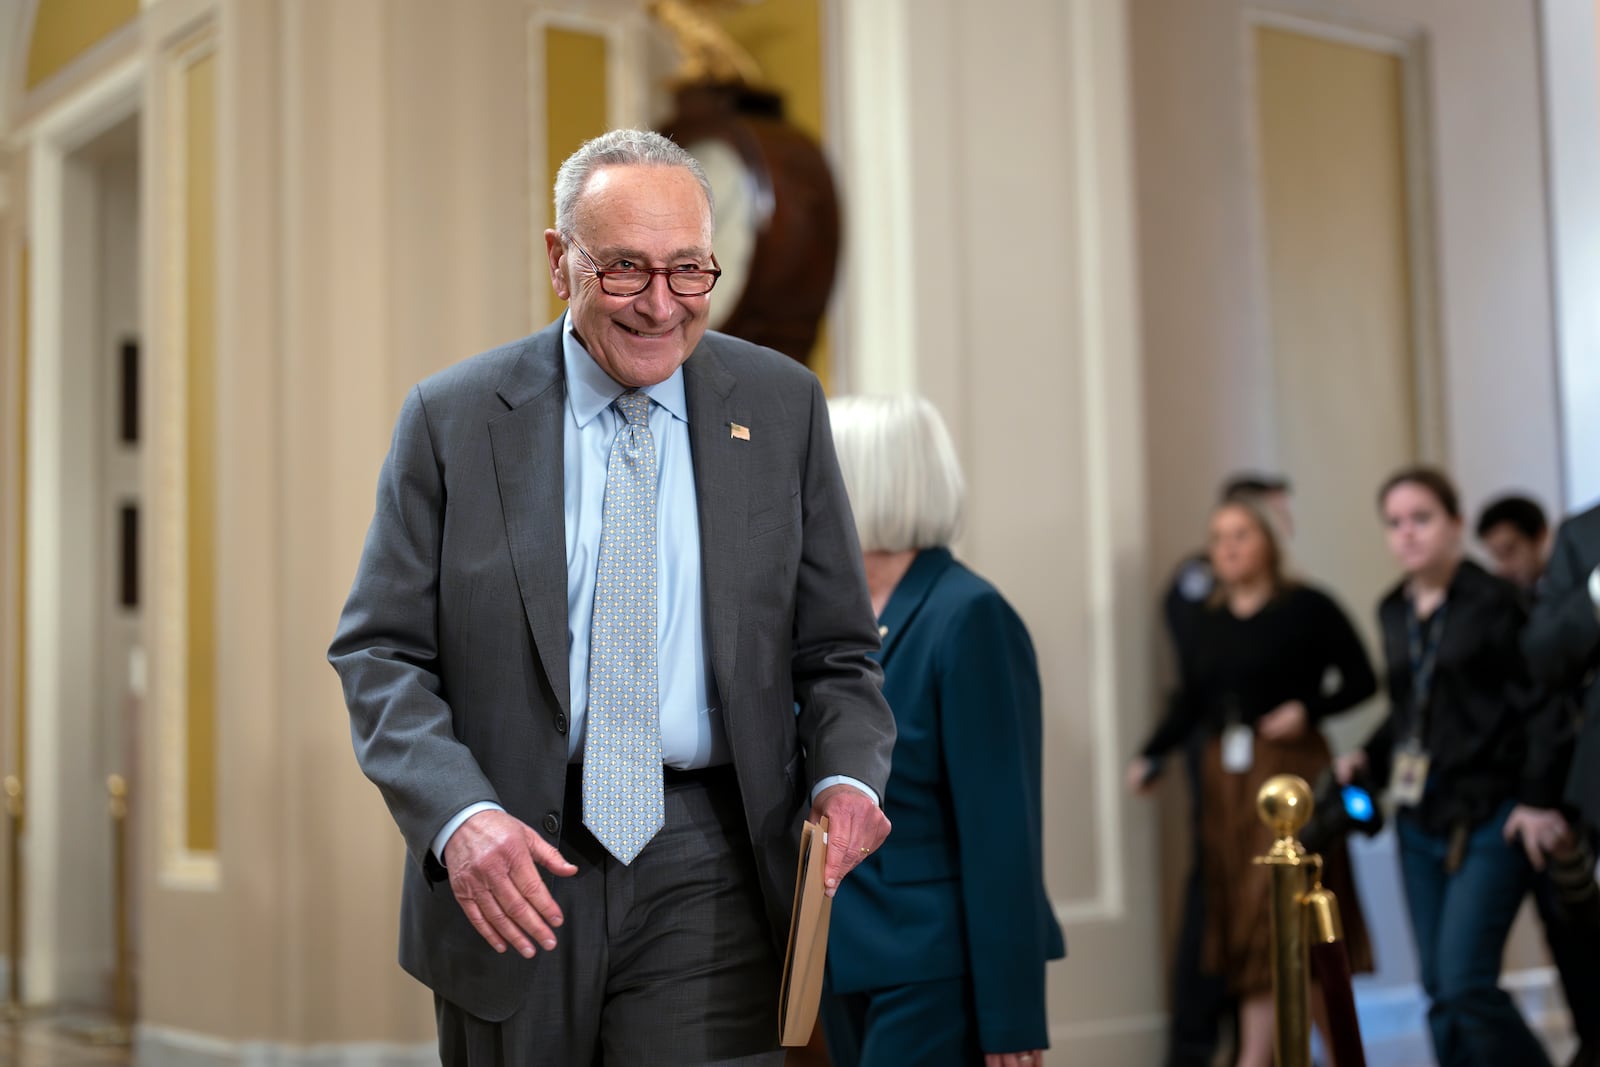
[825,547,1065,1054]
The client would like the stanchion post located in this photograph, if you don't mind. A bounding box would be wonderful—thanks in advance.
[1256,774,1313,1067]
[108,774,131,1037]
[4,775,21,1021]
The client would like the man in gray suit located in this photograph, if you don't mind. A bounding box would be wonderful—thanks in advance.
[330,129,895,1066]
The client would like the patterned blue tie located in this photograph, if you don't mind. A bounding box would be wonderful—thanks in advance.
[583,391,664,864]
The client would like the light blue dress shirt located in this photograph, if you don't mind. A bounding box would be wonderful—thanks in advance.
[432,316,871,861]
[558,316,726,768]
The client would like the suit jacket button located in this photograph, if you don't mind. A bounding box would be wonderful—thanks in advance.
[555,712,568,734]
[542,812,560,835]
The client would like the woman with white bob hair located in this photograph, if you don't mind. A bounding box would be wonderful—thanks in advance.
[819,394,1065,1067]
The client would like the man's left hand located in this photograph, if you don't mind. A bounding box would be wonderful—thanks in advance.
[809,784,891,897]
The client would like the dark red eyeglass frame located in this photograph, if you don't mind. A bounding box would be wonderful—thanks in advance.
[564,234,722,297]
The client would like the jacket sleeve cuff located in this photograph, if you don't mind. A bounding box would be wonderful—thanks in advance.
[431,801,506,866]
[811,775,880,806]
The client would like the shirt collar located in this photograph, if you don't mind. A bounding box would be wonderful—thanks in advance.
[562,312,689,427]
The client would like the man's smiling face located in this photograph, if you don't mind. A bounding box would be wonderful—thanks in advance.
[546,164,716,388]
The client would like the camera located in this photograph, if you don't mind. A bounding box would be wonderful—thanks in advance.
[1299,767,1384,855]
[1548,833,1599,932]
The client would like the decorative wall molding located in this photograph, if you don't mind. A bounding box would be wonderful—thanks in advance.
[151,22,220,890]
[21,47,143,1005]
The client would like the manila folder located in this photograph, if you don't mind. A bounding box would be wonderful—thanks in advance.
[778,816,833,1046]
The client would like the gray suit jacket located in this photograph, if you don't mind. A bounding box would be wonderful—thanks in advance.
[329,320,895,1020]
[1524,503,1600,830]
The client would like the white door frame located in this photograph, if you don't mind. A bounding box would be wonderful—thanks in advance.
[20,55,143,1005]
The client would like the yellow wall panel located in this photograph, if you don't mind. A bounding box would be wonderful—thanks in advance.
[185,52,218,855]
[24,0,139,90]
[717,0,824,142]
[543,27,610,324]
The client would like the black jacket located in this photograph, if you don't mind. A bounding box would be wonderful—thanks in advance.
[1523,504,1600,831]
[1363,559,1566,835]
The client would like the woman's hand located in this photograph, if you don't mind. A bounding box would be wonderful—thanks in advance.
[1503,805,1573,871]
[1126,757,1158,796]
[1334,749,1367,785]
[1257,700,1309,741]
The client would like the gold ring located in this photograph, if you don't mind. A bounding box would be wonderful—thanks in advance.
[859,846,870,854]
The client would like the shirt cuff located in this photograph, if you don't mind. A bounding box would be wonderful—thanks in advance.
[811,775,880,806]
[1589,565,1600,619]
[431,801,505,866]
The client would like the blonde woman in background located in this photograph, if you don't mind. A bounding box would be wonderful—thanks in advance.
[1129,497,1375,1067]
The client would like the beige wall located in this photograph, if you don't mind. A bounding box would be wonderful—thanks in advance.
[1134,0,1561,588]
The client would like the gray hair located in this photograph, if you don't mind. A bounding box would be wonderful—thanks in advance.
[553,129,714,237]
[828,394,966,553]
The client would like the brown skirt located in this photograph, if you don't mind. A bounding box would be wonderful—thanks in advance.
[1198,731,1374,997]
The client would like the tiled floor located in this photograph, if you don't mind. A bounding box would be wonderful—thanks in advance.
[0,1016,130,1067]
[0,1013,1577,1065]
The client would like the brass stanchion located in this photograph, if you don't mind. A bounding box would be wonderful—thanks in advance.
[1307,856,1368,1067]
[4,775,22,1022]
[69,776,132,1046]
[108,774,132,1041]
[1257,774,1313,1067]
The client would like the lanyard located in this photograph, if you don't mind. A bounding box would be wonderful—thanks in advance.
[1406,598,1448,742]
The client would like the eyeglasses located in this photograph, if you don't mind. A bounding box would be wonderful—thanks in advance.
[564,234,721,297]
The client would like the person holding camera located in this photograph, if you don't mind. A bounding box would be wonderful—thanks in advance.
[1338,468,1566,1067]
[1476,494,1600,1067]
[1520,499,1600,1067]
[1130,495,1375,1067]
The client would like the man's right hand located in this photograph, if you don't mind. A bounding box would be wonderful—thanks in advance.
[443,809,578,958]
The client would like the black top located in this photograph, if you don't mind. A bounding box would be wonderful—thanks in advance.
[1363,559,1566,834]
[1142,583,1377,758]
[1524,504,1600,829]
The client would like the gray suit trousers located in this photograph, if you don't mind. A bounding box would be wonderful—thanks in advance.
[434,769,787,1067]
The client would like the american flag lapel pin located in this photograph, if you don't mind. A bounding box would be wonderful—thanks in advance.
[730,422,751,441]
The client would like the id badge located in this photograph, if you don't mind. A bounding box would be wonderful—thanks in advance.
[1221,723,1254,774]
[1390,746,1432,807]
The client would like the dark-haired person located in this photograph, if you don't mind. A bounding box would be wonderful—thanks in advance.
[1477,495,1550,594]
[1133,495,1373,1067]
[1477,494,1600,1067]
[1522,499,1600,1067]
[1339,468,1565,1067]
[1154,472,1292,1067]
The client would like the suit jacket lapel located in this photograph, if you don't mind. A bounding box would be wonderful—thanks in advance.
[877,548,955,666]
[488,323,571,716]
[684,343,747,708]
